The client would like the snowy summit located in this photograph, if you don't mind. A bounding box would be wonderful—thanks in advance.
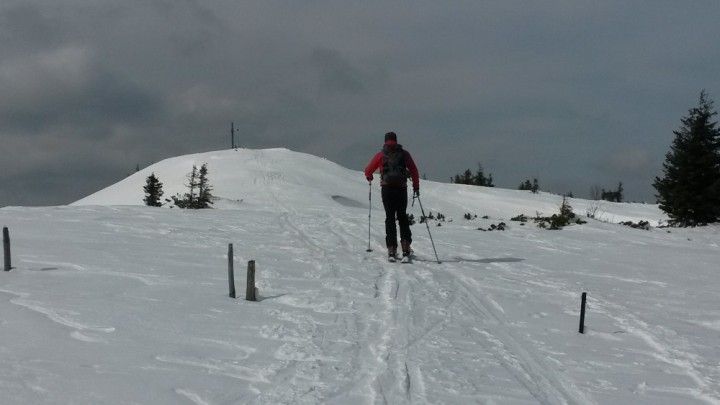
[1,148,719,404]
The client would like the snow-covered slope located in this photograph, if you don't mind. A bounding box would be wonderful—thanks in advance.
[2,148,719,404]
[73,148,366,211]
[73,148,665,226]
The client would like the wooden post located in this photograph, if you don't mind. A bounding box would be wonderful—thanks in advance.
[228,244,236,298]
[3,227,10,272]
[579,292,587,334]
[246,260,256,301]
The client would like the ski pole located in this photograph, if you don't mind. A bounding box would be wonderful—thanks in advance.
[413,194,441,264]
[366,182,373,252]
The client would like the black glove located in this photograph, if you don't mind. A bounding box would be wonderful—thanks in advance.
[413,189,419,198]
[366,176,373,183]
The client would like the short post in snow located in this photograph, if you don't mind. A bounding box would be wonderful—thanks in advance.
[579,292,587,334]
[246,260,257,302]
[228,244,236,298]
[3,227,10,272]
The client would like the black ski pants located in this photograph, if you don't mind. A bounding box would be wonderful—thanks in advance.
[381,186,412,248]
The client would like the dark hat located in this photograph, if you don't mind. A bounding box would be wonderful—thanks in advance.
[384,131,397,142]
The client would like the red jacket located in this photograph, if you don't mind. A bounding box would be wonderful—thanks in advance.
[364,140,420,190]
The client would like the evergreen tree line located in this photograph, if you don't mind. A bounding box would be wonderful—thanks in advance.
[143,163,214,209]
[451,164,494,187]
[587,183,624,203]
[446,91,720,226]
[518,178,540,194]
[451,168,622,202]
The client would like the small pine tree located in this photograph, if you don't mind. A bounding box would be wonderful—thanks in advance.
[196,163,214,209]
[462,169,473,185]
[535,196,581,230]
[601,182,624,202]
[171,164,214,209]
[186,165,199,208]
[452,169,471,185]
[519,180,533,191]
[172,165,200,209]
[143,173,164,207]
[653,91,720,226]
[520,178,540,193]
[531,178,539,194]
[473,163,494,187]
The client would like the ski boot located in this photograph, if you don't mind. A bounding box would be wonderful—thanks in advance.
[401,240,412,263]
[388,246,398,262]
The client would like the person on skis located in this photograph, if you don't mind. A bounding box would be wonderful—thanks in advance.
[364,131,420,262]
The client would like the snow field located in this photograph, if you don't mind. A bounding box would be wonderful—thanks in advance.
[1,148,719,404]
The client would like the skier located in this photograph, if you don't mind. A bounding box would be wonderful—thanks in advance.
[364,131,420,262]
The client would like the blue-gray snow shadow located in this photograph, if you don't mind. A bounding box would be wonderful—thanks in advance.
[15,266,59,271]
[257,293,288,302]
[414,257,525,264]
[332,195,367,209]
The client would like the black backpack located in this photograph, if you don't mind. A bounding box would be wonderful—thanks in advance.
[381,144,407,186]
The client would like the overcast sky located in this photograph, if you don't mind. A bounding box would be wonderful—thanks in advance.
[2,0,720,206]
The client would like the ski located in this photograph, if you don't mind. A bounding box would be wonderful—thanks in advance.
[383,249,413,263]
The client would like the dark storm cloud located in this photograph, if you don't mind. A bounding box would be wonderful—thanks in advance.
[0,4,65,49]
[311,48,367,96]
[1,0,720,206]
[0,47,161,132]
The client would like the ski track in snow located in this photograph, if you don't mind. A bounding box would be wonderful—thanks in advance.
[590,297,720,405]
[485,241,720,405]
[268,201,588,404]
[453,273,594,405]
[259,195,437,404]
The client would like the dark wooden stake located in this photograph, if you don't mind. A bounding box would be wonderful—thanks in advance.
[228,244,236,298]
[3,227,10,272]
[246,260,256,301]
[579,292,587,334]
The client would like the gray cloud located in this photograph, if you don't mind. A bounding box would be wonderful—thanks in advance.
[2,0,720,206]
[311,48,367,96]
[0,46,161,131]
[0,4,65,50]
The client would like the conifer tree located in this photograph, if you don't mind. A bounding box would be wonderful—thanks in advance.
[172,165,199,209]
[143,173,164,207]
[473,163,494,187]
[531,178,540,194]
[185,165,199,208]
[520,178,540,193]
[601,182,624,202]
[171,164,214,209]
[462,169,473,185]
[653,91,720,226]
[196,163,214,209]
[453,163,494,186]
